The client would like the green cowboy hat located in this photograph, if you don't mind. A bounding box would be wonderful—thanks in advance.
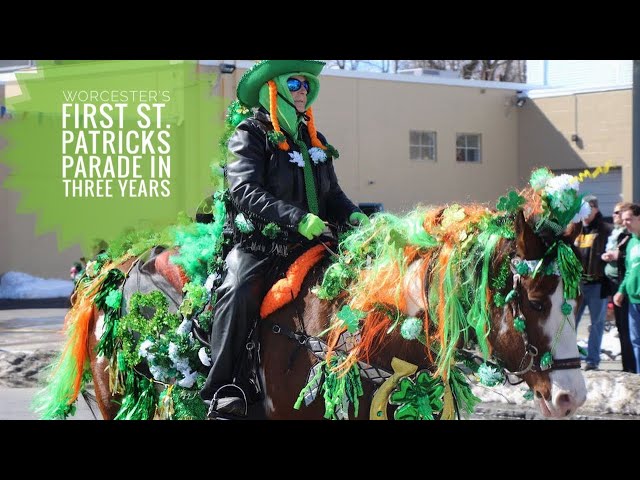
[237,60,325,108]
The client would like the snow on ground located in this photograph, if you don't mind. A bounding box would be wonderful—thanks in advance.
[0,272,73,299]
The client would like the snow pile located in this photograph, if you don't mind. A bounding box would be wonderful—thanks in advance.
[0,271,73,299]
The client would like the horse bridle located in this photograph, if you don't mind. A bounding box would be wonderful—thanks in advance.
[501,271,582,381]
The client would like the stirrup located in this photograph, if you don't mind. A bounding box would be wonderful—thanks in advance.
[207,384,248,419]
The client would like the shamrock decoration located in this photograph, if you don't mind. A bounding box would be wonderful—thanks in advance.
[515,262,531,276]
[496,190,525,213]
[540,352,553,370]
[477,362,505,387]
[387,228,407,250]
[336,305,365,333]
[441,204,466,229]
[513,314,526,333]
[389,371,444,420]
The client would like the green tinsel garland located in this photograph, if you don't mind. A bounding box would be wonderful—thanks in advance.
[117,291,181,368]
[294,355,364,420]
[94,268,125,357]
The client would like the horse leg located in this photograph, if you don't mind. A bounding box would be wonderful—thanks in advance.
[88,312,121,420]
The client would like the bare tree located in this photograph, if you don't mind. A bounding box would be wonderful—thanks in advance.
[398,60,526,82]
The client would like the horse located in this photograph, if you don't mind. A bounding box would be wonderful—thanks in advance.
[36,202,588,421]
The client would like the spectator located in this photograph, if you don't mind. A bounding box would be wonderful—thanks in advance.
[574,195,613,370]
[614,203,640,374]
[602,201,636,372]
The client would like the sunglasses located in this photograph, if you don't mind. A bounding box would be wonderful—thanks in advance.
[287,78,310,93]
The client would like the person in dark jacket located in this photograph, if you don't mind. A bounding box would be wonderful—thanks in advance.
[574,195,613,370]
[602,201,636,372]
[200,60,367,418]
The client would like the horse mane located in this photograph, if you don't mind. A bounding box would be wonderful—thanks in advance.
[324,202,516,381]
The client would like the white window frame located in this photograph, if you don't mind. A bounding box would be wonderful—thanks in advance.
[409,130,437,161]
[456,133,482,163]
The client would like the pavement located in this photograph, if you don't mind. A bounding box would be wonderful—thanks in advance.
[1,305,639,420]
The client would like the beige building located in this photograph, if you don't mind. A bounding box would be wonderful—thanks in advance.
[0,61,634,279]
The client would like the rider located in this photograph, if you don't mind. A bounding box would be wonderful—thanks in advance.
[200,60,368,418]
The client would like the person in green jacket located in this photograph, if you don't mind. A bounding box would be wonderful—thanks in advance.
[614,203,640,374]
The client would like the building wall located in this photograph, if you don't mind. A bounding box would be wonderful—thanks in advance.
[518,89,632,199]
[314,76,520,213]
[1,83,84,279]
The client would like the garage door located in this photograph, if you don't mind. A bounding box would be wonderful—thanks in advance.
[554,167,622,219]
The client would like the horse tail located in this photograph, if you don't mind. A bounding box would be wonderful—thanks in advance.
[32,272,106,419]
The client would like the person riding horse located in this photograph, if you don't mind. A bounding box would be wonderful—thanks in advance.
[200,60,367,418]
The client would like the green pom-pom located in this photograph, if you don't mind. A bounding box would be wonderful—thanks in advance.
[493,292,506,307]
[540,352,553,369]
[514,315,526,333]
[234,213,255,234]
[261,223,281,239]
[400,317,423,340]
[561,302,573,315]
[515,262,531,276]
[477,363,505,387]
[267,130,286,146]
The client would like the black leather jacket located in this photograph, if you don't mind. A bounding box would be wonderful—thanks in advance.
[225,109,359,255]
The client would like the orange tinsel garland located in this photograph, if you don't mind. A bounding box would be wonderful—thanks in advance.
[260,245,326,319]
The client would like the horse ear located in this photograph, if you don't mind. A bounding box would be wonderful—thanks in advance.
[514,210,543,259]
[562,221,582,245]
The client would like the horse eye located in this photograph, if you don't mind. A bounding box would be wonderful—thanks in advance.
[528,299,544,312]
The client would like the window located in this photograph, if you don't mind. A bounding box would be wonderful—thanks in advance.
[409,130,437,161]
[456,133,482,163]
[0,60,34,73]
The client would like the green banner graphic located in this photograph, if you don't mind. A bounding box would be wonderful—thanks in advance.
[0,60,226,254]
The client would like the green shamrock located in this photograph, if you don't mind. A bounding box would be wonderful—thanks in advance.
[387,228,407,250]
[389,371,444,420]
[496,191,525,213]
[336,305,365,333]
[441,205,466,229]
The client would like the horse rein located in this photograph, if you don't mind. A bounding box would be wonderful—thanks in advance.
[502,271,581,382]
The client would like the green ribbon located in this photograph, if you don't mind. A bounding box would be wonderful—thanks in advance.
[294,139,319,215]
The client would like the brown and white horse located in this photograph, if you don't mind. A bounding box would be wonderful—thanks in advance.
[81,207,587,420]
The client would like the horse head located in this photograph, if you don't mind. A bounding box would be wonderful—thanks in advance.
[488,211,586,418]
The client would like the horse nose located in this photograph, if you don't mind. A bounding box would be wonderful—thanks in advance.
[552,390,579,417]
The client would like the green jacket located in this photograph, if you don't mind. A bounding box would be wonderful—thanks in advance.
[619,234,640,304]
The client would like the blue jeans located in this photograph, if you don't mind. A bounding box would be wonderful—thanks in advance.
[628,303,640,374]
[575,283,608,367]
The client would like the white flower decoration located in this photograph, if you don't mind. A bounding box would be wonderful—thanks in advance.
[308,147,327,165]
[545,174,579,196]
[571,200,592,223]
[204,273,216,292]
[288,151,305,167]
[139,339,154,358]
[198,347,212,367]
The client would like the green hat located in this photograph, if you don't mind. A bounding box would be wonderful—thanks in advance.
[237,60,325,107]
